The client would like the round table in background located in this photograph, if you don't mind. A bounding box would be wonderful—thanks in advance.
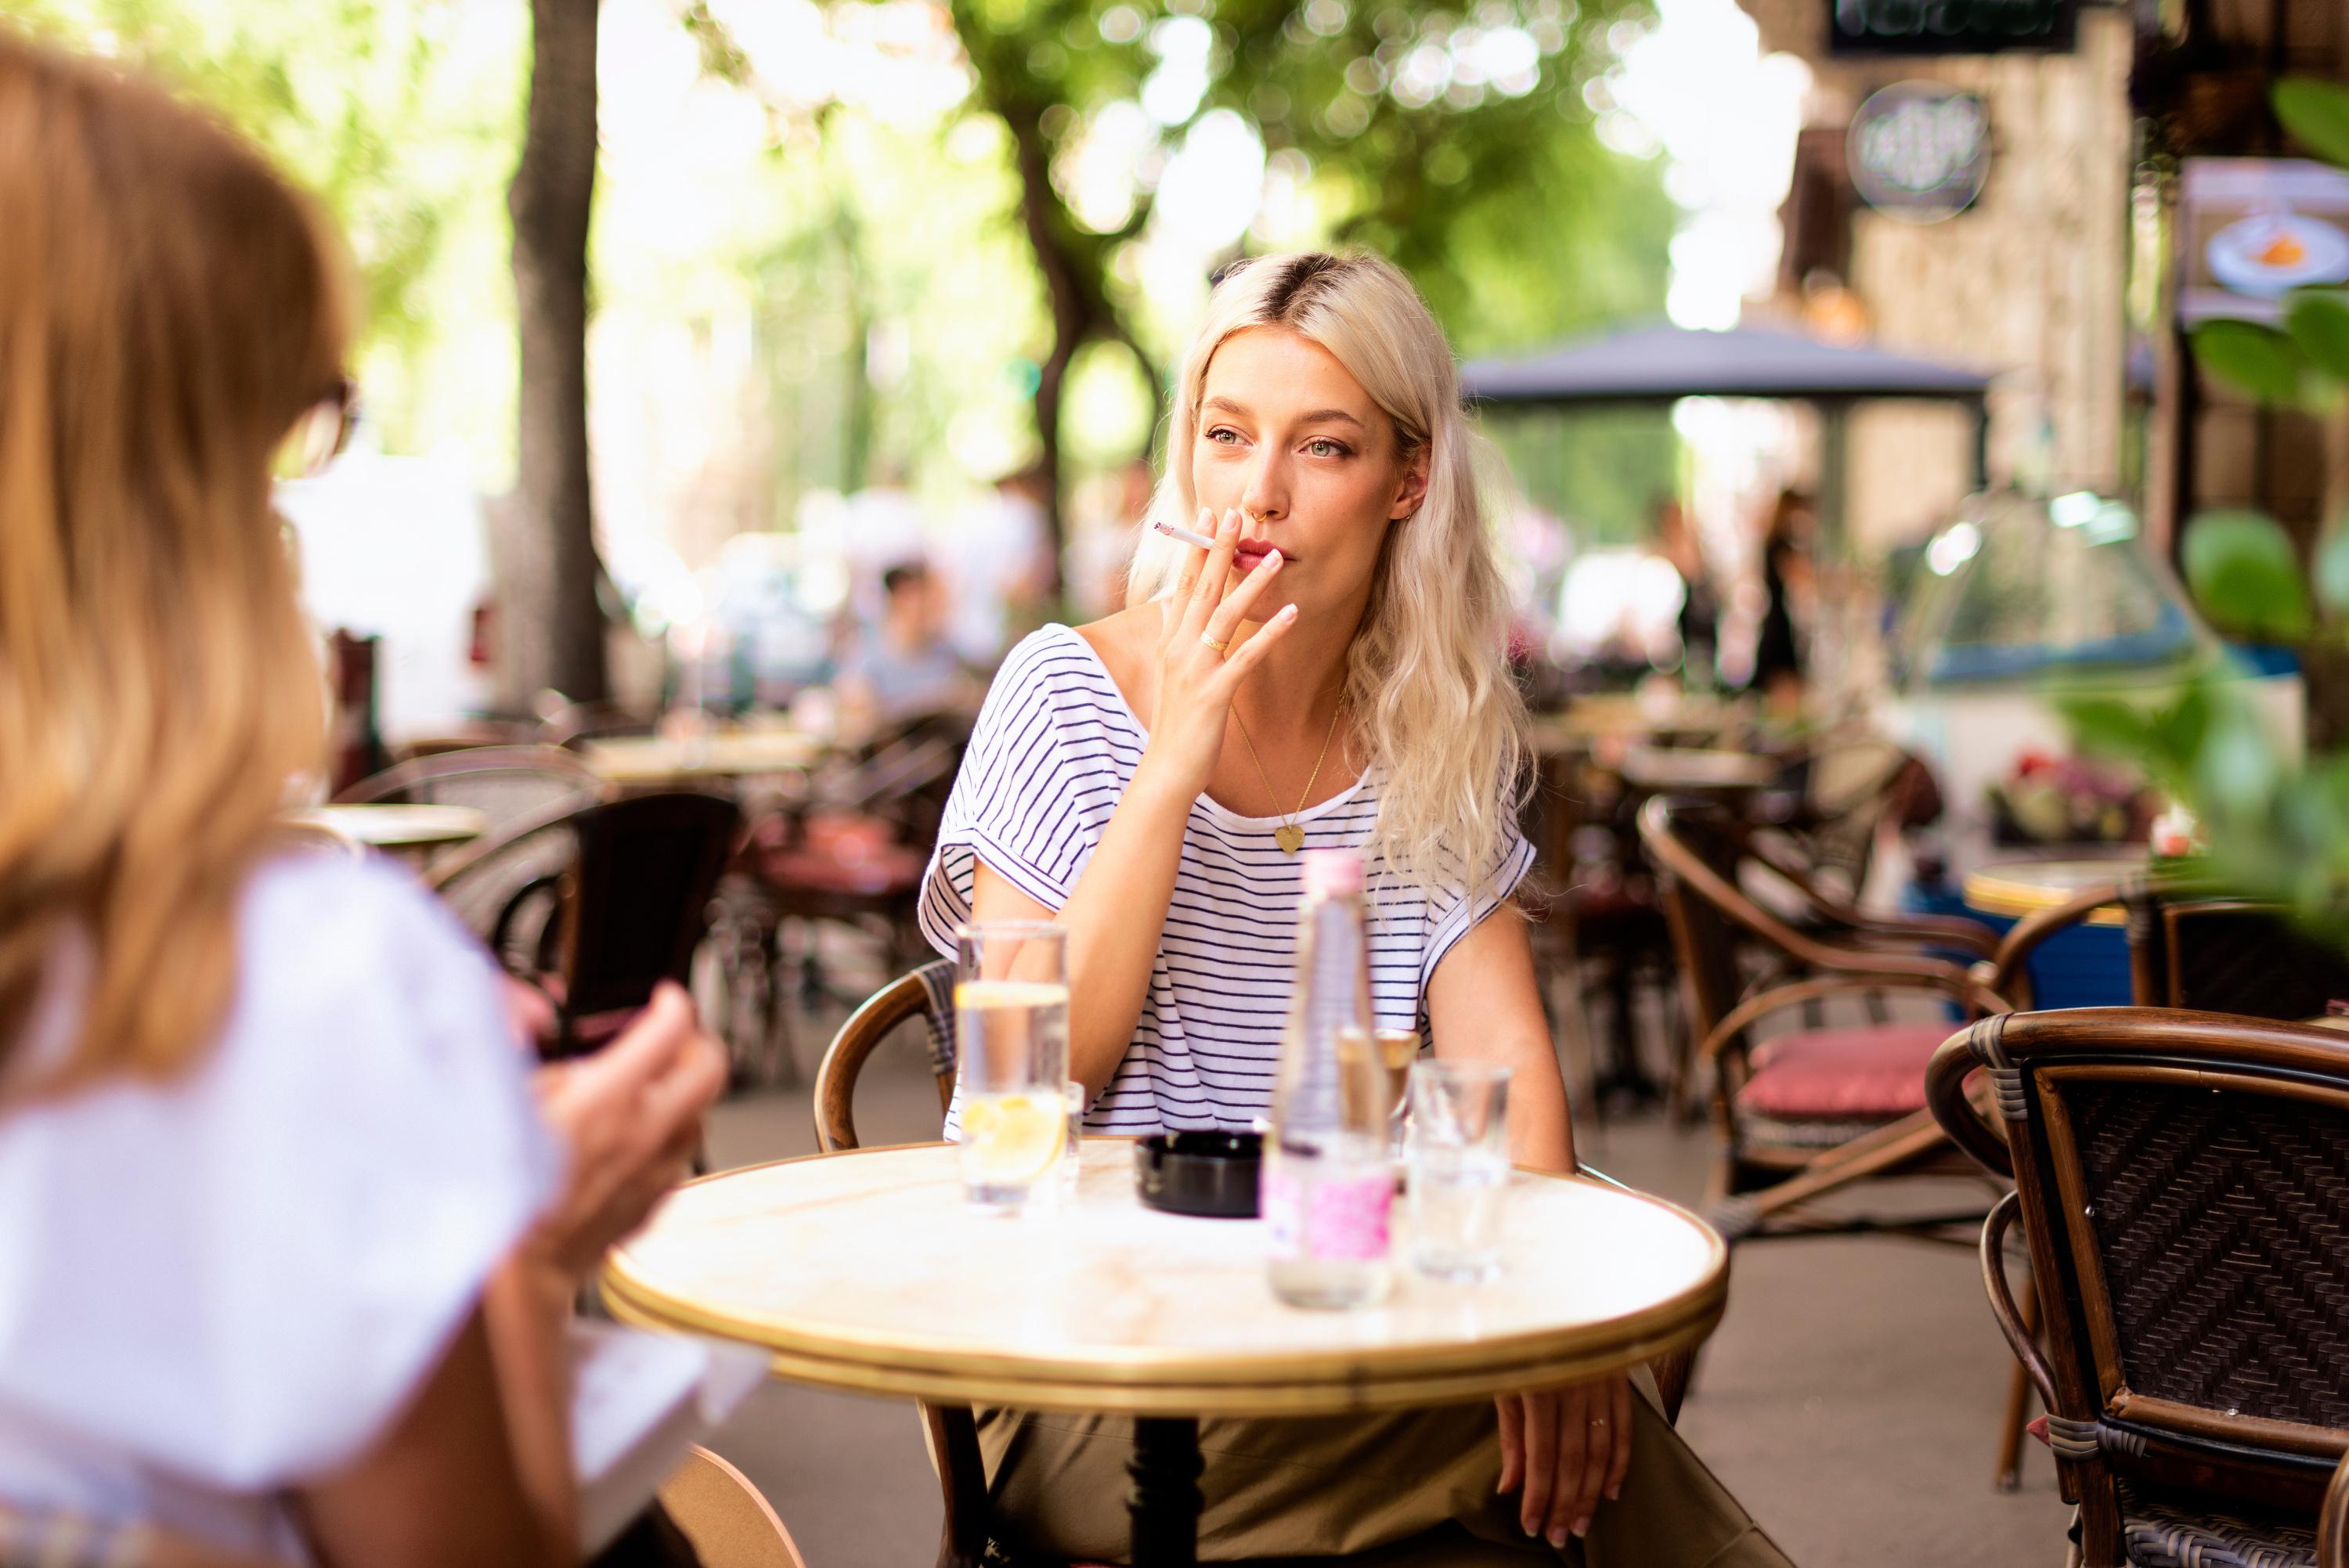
[288,803,486,858]
[604,1140,1727,1568]
[1614,745,1778,796]
[1961,853,2145,929]
[1961,852,2148,1008]
[583,730,823,788]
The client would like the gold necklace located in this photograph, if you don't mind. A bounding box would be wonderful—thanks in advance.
[1232,698,1344,854]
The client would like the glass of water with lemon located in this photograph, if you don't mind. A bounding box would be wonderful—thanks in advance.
[954,922,1070,1211]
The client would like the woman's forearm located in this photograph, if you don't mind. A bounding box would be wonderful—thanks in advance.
[979,753,1200,1094]
[1424,908,1577,1173]
[480,1259,579,1556]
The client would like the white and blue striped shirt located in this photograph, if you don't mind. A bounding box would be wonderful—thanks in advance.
[918,625,1534,1136]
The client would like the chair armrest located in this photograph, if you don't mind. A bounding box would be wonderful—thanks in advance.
[1748,834,2001,959]
[424,796,585,893]
[1923,1022,2014,1177]
[1693,970,1991,1068]
[2321,1446,2349,1568]
[1981,1191,2055,1411]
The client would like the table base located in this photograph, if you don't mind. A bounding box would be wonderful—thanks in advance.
[1128,1416,1204,1568]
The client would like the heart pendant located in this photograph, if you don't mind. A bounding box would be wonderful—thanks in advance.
[1274,824,1306,853]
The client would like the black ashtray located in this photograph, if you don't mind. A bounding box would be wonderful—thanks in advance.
[1135,1132,1262,1218]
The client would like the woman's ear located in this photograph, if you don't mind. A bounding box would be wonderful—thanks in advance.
[1389,443,1431,522]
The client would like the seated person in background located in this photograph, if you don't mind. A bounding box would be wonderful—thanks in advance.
[837,561,980,725]
[920,252,1789,1566]
[0,38,723,1567]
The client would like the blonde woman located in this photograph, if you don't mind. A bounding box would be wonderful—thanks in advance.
[920,253,1787,1566]
[0,37,722,1566]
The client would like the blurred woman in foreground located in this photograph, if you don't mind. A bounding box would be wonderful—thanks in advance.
[0,36,721,1566]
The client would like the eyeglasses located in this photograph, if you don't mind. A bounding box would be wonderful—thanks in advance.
[273,378,358,480]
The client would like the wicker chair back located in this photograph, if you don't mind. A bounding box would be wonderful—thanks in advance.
[1929,1007,2349,1564]
[2125,890,2349,1021]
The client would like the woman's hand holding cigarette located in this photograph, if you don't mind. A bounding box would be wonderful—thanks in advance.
[1141,506,1292,798]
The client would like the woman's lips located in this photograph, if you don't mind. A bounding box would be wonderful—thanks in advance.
[1235,543,1284,570]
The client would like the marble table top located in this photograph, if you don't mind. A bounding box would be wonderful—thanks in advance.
[288,802,487,849]
[603,1141,1727,1417]
[583,730,822,784]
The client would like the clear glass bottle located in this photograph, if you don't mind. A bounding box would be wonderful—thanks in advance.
[1262,848,1394,1309]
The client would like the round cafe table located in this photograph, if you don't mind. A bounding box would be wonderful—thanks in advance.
[603,1140,1727,1568]
[582,730,822,788]
[287,802,486,856]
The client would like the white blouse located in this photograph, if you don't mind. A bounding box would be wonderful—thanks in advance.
[0,852,561,1561]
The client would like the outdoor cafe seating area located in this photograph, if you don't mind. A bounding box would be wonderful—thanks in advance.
[258,666,2349,1568]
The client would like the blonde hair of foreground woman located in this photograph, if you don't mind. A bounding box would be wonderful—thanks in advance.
[1127,251,1528,896]
[0,34,347,1092]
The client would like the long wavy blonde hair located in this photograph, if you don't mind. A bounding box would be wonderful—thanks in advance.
[1129,252,1528,899]
[0,36,345,1091]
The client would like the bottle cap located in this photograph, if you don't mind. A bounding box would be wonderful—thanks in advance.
[1301,847,1364,897]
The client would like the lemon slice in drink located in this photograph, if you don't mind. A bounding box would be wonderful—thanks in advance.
[960,1090,1066,1184]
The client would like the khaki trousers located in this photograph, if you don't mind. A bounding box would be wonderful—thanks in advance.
[976,1370,1793,1567]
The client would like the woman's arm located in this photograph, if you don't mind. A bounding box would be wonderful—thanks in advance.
[293,1309,572,1568]
[1423,903,1574,1172]
[1426,903,1627,1550]
[972,510,1294,1095]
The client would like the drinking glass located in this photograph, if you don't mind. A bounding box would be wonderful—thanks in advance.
[1406,1061,1514,1280]
[954,922,1070,1211]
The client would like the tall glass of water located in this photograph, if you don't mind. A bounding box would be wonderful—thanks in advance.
[1406,1061,1513,1280]
[954,922,1070,1211]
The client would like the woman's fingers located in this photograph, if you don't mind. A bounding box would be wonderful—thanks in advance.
[1493,1393,1525,1496]
[1544,1390,1590,1546]
[1604,1372,1633,1502]
[1214,603,1297,681]
[1517,1390,1557,1538]
[1171,506,1210,608]
[1178,508,1243,638]
[1201,547,1283,647]
[1569,1384,1613,1540]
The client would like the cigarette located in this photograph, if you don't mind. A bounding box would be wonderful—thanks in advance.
[1149,514,1217,550]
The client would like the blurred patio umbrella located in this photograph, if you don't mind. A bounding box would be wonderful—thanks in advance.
[1462,319,1996,490]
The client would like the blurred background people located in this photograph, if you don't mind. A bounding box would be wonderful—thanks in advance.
[1751,487,1815,719]
[933,465,1051,665]
[836,561,978,725]
[1655,496,1719,689]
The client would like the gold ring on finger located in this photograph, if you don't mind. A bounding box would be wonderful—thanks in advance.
[1200,633,1230,654]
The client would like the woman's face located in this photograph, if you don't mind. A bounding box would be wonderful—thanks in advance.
[1189,326,1427,621]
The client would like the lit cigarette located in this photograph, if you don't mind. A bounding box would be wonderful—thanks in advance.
[1149,515,1217,550]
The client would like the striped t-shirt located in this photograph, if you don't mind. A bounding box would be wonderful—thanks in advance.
[918,624,1534,1136]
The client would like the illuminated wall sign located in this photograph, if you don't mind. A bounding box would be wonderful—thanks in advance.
[1830,0,2076,55]
[1847,82,1991,225]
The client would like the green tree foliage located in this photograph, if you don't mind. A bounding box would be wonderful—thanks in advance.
[10,0,524,464]
[935,0,1673,575]
[2067,77,2349,936]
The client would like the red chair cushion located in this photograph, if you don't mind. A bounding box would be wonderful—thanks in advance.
[1736,1022,1949,1122]
[755,842,926,898]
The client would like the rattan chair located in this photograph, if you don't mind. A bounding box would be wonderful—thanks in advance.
[1640,794,2004,1245]
[1928,1007,2349,1567]
[2127,888,2349,1018]
[657,1446,809,1568]
[2324,1450,2349,1568]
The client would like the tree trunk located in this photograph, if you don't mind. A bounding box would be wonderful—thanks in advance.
[503,0,607,708]
[1000,96,1084,602]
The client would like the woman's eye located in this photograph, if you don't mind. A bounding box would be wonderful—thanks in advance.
[1205,427,1240,445]
[1305,438,1349,458]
